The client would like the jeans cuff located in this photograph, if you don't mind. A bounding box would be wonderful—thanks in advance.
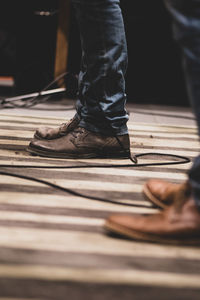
[78,120,129,136]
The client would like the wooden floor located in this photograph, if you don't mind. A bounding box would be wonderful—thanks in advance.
[0,104,200,299]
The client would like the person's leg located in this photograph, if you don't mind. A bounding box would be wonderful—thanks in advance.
[104,0,200,244]
[163,0,200,208]
[34,0,129,140]
[71,0,129,136]
[28,0,131,158]
[142,0,200,210]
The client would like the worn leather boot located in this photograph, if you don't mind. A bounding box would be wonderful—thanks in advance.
[34,115,80,140]
[104,185,200,245]
[28,127,131,159]
[143,179,191,209]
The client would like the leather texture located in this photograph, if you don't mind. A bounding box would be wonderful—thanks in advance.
[34,115,80,140]
[104,180,200,245]
[28,127,131,159]
[143,179,191,209]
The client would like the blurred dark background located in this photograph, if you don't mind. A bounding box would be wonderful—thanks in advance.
[0,0,58,95]
[120,0,188,106]
[0,0,189,106]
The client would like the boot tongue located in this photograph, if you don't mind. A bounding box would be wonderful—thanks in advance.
[173,181,192,212]
[59,115,80,134]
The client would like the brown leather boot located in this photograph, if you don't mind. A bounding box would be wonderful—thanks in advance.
[104,187,200,245]
[34,114,80,140]
[143,179,191,209]
[27,127,131,159]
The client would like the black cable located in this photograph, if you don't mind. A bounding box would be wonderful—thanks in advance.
[0,153,190,207]
[25,72,69,108]
[0,153,190,169]
[0,72,76,109]
[0,170,140,207]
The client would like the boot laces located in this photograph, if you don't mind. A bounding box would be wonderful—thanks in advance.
[59,116,78,133]
[71,127,86,138]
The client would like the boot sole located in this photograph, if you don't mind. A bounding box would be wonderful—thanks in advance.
[104,219,200,246]
[143,183,168,209]
[27,145,130,159]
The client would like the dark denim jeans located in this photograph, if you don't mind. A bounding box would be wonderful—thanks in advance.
[71,0,129,135]
[165,0,200,207]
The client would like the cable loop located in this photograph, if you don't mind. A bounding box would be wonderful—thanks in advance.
[0,152,190,207]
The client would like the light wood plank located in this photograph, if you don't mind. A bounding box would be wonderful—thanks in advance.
[0,264,200,288]
[0,227,199,260]
[0,192,152,213]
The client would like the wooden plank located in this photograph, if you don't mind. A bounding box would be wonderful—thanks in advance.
[0,192,151,213]
[0,113,199,299]
[54,0,71,79]
[0,264,200,288]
